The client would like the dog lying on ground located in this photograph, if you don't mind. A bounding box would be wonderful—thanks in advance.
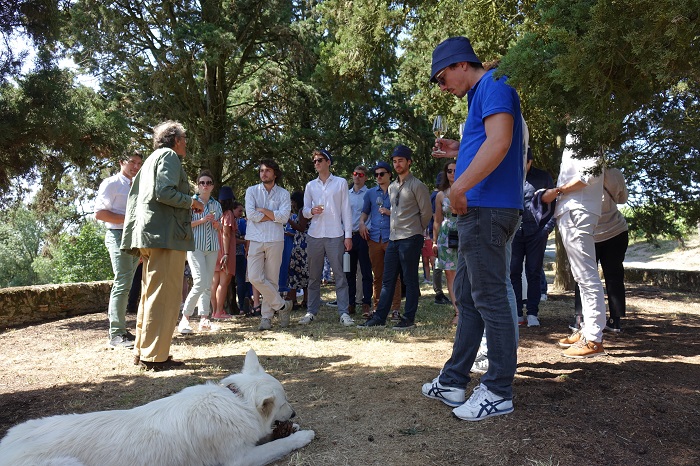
[0,349,314,466]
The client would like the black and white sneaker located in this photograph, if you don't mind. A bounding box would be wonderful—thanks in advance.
[604,317,621,333]
[421,376,466,407]
[452,383,513,421]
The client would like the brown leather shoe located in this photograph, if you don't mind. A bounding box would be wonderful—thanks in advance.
[348,305,356,315]
[138,356,185,372]
[562,338,605,358]
[558,329,582,348]
[362,303,371,318]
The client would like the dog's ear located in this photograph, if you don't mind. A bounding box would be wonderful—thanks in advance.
[258,396,275,419]
[242,349,265,374]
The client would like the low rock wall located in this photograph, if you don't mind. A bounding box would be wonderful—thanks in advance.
[0,281,111,329]
[624,267,700,293]
[1,267,698,330]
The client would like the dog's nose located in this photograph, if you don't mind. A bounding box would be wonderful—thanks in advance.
[290,410,296,419]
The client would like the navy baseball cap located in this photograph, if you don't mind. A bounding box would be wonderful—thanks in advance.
[317,149,333,165]
[391,144,413,161]
[430,37,482,83]
[374,161,392,173]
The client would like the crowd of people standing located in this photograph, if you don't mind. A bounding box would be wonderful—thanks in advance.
[93,35,628,425]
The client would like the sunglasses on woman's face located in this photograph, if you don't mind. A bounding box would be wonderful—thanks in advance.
[199,180,214,186]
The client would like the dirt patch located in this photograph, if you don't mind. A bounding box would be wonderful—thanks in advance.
[1,283,699,465]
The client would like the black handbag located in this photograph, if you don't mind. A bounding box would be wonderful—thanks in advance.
[447,229,459,249]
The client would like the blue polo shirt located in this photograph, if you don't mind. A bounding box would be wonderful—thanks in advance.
[362,186,391,243]
[456,69,524,209]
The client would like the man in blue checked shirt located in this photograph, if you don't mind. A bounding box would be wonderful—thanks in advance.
[358,161,402,318]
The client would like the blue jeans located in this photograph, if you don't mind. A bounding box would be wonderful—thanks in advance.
[374,234,423,323]
[439,207,520,399]
[510,229,549,316]
[346,233,373,305]
[105,229,139,338]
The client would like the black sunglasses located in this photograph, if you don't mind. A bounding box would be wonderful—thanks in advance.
[312,158,326,164]
[375,171,388,177]
[199,180,214,186]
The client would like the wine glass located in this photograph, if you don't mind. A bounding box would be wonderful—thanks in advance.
[433,115,448,154]
[459,122,465,140]
[376,195,384,214]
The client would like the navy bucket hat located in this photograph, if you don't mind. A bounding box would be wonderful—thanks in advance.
[391,144,413,161]
[430,37,482,83]
[218,186,234,202]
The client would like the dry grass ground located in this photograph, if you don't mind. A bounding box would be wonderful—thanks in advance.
[1,276,699,465]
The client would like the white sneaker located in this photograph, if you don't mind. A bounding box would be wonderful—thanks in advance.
[421,376,466,407]
[527,315,540,327]
[339,313,355,327]
[540,293,547,302]
[298,312,315,325]
[278,300,293,328]
[258,317,272,331]
[471,350,489,374]
[199,317,220,332]
[517,315,526,326]
[452,383,514,421]
[178,319,193,335]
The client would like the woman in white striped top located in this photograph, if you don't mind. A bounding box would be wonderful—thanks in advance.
[178,170,223,333]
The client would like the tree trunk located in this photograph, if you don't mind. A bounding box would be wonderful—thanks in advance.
[553,227,576,291]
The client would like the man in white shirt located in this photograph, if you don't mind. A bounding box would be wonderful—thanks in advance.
[300,149,355,326]
[346,165,373,316]
[94,152,142,348]
[542,135,606,358]
[245,159,293,330]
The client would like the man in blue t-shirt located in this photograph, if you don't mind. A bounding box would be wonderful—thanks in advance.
[421,37,523,422]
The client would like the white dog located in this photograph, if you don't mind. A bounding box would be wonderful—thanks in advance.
[0,350,314,466]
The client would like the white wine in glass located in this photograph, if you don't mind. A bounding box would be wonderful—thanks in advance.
[433,115,448,154]
[459,122,465,139]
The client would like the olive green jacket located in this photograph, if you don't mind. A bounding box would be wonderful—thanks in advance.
[121,147,195,254]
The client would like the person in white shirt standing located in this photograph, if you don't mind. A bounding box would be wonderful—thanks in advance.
[300,149,355,327]
[94,152,143,348]
[245,159,293,331]
[542,135,606,358]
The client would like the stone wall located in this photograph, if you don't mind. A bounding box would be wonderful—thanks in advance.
[0,281,111,329]
[625,267,700,293]
[1,266,697,330]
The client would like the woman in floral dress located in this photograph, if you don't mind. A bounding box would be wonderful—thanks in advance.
[432,161,459,325]
[286,191,310,309]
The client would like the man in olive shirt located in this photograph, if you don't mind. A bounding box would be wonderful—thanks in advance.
[358,145,432,329]
[121,121,204,371]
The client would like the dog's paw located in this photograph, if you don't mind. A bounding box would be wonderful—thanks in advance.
[292,422,300,432]
[290,429,315,447]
